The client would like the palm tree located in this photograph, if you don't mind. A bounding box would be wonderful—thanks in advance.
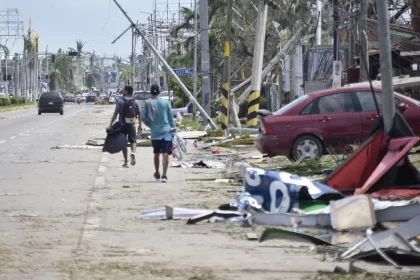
[49,51,74,91]
[84,51,102,89]
[119,68,132,85]
[76,40,86,58]
[0,44,9,57]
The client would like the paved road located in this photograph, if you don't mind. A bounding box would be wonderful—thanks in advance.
[0,104,105,279]
[0,104,416,280]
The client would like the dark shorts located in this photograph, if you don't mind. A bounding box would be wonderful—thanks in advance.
[152,139,173,154]
[121,123,136,144]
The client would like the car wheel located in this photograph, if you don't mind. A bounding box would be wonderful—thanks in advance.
[38,111,41,115]
[60,111,64,115]
[291,135,323,162]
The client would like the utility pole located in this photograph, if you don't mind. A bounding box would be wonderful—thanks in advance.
[359,0,369,81]
[131,26,135,85]
[332,0,341,88]
[376,0,394,133]
[247,0,268,127]
[220,0,233,130]
[277,60,283,109]
[200,0,212,125]
[316,0,323,45]
[112,0,218,130]
[192,0,198,121]
[154,0,159,84]
[14,53,19,96]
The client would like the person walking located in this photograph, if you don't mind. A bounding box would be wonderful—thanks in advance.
[109,85,142,167]
[142,84,176,183]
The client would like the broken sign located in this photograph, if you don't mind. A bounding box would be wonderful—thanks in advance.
[243,168,343,213]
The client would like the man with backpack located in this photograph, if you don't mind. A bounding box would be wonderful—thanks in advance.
[109,85,142,167]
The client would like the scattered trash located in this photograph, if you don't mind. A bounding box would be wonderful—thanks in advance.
[259,228,333,246]
[137,207,212,220]
[172,160,226,169]
[177,130,207,139]
[242,168,343,213]
[186,210,247,225]
[245,232,258,240]
[330,195,376,231]
[318,261,366,274]
[211,147,221,154]
[122,185,131,188]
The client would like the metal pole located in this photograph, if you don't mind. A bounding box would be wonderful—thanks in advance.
[131,27,135,86]
[154,1,159,84]
[112,0,218,129]
[200,0,212,125]
[333,0,339,60]
[316,0,323,45]
[192,0,198,121]
[359,0,369,81]
[376,0,395,133]
[247,0,268,127]
[14,53,19,96]
[220,0,233,130]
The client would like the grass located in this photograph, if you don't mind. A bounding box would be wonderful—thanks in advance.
[0,102,35,112]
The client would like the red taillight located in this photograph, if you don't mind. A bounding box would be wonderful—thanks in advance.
[261,120,273,135]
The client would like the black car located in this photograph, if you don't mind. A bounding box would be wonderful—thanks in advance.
[38,92,63,115]
[86,93,96,103]
[64,94,75,103]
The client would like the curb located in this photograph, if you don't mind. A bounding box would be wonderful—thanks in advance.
[0,104,36,113]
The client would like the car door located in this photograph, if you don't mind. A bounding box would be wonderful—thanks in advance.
[354,91,382,138]
[313,92,363,148]
[354,91,414,136]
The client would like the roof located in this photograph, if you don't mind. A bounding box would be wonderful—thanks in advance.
[367,19,418,43]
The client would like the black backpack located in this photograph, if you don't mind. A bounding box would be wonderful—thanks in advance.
[123,97,136,123]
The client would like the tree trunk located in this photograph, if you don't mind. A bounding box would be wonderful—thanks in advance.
[413,1,420,33]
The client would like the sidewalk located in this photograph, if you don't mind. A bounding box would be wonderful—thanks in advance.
[57,143,398,280]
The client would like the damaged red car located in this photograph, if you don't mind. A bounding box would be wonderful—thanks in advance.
[255,86,420,161]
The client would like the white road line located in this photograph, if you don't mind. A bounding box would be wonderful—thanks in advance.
[82,153,107,240]
[97,165,106,173]
[9,136,16,139]
[0,140,6,144]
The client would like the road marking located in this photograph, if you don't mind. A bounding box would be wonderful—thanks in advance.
[0,140,6,144]
[81,152,107,240]
[98,165,106,173]
[9,136,16,140]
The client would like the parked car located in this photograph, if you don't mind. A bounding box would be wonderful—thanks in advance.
[86,93,97,103]
[64,93,75,103]
[109,94,117,104]
[255,86,419,161]
[38,91,63,115]
[160,91,174,101]
[134,91,151,109]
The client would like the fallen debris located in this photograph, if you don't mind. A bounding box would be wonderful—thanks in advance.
[259,227,333,246]
[330,195,376,231]
[186,210,246,225]
[245,232,258,240]
[172,160,226,169]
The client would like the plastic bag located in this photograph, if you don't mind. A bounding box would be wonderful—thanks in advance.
[102,124,127,154]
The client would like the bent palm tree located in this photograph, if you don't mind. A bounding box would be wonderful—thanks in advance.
[0,44,9,57]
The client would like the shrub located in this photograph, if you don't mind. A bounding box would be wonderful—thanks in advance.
[0,98,11,106]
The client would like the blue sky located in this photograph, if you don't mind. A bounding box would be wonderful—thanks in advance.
[0,0,188,58]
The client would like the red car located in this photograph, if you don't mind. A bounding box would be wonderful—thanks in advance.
[255,86,420,161]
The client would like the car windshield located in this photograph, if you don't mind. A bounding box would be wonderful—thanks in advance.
[273,94,310,115]
[134,92,150,100]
